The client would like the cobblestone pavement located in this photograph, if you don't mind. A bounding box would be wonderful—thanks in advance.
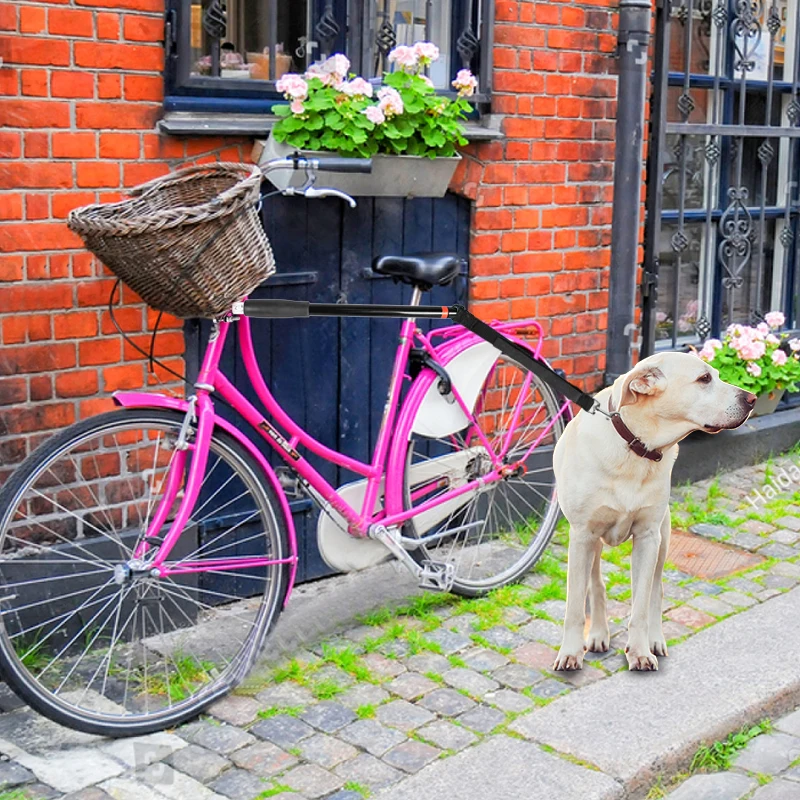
[2,452,800,799]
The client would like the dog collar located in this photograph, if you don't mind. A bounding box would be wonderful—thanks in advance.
[607,397,663,462]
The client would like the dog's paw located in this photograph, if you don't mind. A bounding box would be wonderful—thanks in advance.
[650,637,668,657]
[585,629,610,653]
[553,651,584,671]
[626,648,658,671]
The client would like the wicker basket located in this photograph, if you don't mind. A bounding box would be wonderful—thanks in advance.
[67,162,275,319]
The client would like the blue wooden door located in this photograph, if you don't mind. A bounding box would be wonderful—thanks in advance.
[185,192,470,584]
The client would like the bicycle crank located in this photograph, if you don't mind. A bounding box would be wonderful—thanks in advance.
[369,525,455,593]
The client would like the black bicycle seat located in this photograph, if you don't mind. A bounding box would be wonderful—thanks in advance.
[372,253,462,290]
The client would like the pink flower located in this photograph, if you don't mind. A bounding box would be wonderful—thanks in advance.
[341,77,373,97]
[656,311,668,323]
[737,339,766,361]
[364,105,385,125]
[765,310,785,328]
[706,338,723,350]
[388,45,418,69]
[276,73,308,100]
[747,362,762,377]
[419,74,435,89]
[377,86,404,116]
[698,345,716,361]
[452,68,478,97]
[413,41,440,63]
[755,322,770,338]
[323,53,350,77]
[766,334,780,345]
[772,349,788,366]
[789,338,800,352]
[290,99,305,114]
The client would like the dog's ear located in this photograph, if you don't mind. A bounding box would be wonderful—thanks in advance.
[617,364,667,408]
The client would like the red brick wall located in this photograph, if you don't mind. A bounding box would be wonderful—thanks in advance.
[0,0,621,479]
[0,0,251,481]
[451,0,618,392]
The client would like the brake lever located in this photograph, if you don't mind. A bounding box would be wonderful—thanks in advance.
[303,186,357,208]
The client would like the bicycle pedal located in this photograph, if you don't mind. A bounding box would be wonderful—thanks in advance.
[418,559,455,592]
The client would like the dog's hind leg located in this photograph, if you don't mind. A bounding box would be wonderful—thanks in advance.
[554,528,594,671]
[585,538,610,652]
[648,510,671,657]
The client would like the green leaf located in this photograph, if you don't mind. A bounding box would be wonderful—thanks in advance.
[272,104,291,117]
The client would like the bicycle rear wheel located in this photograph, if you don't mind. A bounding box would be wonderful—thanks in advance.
[401,351,567,597]
[0,408,289,736]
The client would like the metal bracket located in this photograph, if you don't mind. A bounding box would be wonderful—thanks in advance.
[175,395,197,450]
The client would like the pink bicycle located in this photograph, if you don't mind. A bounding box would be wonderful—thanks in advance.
[0,157,574,736]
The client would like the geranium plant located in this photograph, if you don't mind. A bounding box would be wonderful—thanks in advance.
[271,43,476,159]
[696,311,800,396]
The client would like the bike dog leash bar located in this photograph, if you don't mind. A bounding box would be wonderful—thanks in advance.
[235,299,598,414]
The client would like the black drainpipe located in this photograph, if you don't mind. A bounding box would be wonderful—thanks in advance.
[604,0,652,385]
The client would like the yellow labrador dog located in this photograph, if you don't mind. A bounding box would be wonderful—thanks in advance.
[552,352,756,672]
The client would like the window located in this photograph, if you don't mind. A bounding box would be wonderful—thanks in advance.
[164,0,494,112]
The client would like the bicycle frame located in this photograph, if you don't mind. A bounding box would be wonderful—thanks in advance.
[116,305,572,602]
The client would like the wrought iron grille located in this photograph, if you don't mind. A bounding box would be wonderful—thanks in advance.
[642,0,800,354]
[165,0,494,106]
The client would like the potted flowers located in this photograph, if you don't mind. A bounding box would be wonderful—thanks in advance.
[696,311,800,416]
[259,42,477,197]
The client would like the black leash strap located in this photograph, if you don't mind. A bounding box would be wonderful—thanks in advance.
[238,299,598,414]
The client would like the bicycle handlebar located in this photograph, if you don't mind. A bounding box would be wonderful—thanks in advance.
[261,154,372,176]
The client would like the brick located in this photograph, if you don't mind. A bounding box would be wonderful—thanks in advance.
[76,102,160,130]
[52,132,97,159]
[0,222,82,253]
[96,12,120,39]
[0,100,71,128]
[97,72,122,99]
[0,68,17,95]
[0,256,23,281]
[103,363,144,391]
[76,161,120,189]
[123,162,170,187]
[54,311,98,339]
[74,42,164,71]
[124,74,163,101]
[0,377,27,405]
[25,194,49,220]
[53,191,97,219]
[19,68,46,96]
[51,71,95,98]
[0,402,75,434]
[0,132,21,158]
[79,338,122,366]
[29,374,52,401]
[49,7,94,37]
[99,133,140,159]
[24,131,49,158]
[75,0,163,10]
[0,4,17,30]
[0,194,22,221]
[6,37,70,66]
[123,15,163,42]
[0,343,76,375]
[20,6,46,33]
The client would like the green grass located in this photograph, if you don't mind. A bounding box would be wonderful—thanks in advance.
[0,792,33,800]
[310,678,345,700]
[257,705,304,719]
[343,781,371,798]
[12,633,51,672]
[356,704,376,719]
[255,783,294,798]
[689,719,773,772]
[115,653,215,702]
[319,643,376,683]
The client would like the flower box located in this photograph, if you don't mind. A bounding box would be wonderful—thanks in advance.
[751,388,785,417]
[260,131,461,198]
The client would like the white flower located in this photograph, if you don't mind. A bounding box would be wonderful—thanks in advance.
[413,41,440,63]
[364,105,385,124]
[290,99,305,114]
[747,362,762,377]
[706,338,723,350]
[419,74,434,89]
[765,310,785,328]
[788,338,800,352]
[766,334,780,345]
[452,68,478,97]
[341,77,373,97]
[275,73,309,100]
[377,86,403,116]
[388,45,418,68]
[323,53,350,77]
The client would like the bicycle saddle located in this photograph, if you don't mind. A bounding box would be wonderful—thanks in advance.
[372,253,462,290]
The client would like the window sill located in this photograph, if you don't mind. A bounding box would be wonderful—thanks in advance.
[157,111,505,141]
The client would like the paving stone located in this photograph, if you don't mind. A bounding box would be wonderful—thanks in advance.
[772,562,800,578]
[522,573,549,590]
[690,523,735,541]
[751,778,800,799]
[741,519,776,535]
[61,790,114,800]
[730,532,765,551]
[518,619,563,646]
[661,620,693,641]
[13,748,125,793]
[340,719,406,756]
[492,663,544,690]
[417,719,478,752]
[230,740,298,776]
[424,629,472,654]
[663,585,696,602]
[405,653,451,674]
[362,653,406,679]
[759,543,796,559]
[96,778,166,800]
[688,595,735,617]
[462,647,510,672]
[376,699,436,732]
[386,672,439,701]
[166,744,230,783]
[457,705,506,733]
[206,695,261,727]
[539,600,567,620]
[140,764,225,800]
[250,715,314,748]
[503,606,530,626]
[774,516,800,532]
[529,678,570,700]
[298,733,358,769]
[446,614,479,635]
[253,683,315,709]
[333,753,403,791]
[665,771,756,800]
[300,702,357,734]
[716,590,758,609]
[554,663,606,688]
[689,580,724,595]
[477,626,527,651]
[282,763,344,798]
[327,793,363,800]
[0,760,35,788]
[775,707,800,737]
[442,668,499,698]
[485,688,533,713]
[313,665,355,690]
[183,722,255,755]
[770,529,800,545]
[337,683,390,710]
[763,576,796,590]
[208,768,267,800]
[727,577,762,593]
[382,740,442,773]
[101,732,188,768]
[381,639,411,658]
[419,688,476,717]
[732,732,800,774]
[605,600,632,620]
[756,588,783,601]
[665,605,716,629]
[512,641,558,670]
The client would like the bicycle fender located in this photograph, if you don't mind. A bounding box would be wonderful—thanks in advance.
[112,391,299,606]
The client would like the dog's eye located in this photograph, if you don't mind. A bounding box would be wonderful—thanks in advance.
[697,373,712,384]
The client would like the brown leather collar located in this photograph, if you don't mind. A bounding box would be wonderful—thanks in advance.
[607,396,663,462]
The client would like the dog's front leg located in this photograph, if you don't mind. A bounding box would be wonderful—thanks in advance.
[626,528,660,671]
[554,528,594,671]
[648,511,671,657]
[586,538,610,652]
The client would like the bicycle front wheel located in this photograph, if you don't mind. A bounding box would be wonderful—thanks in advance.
[0,408,289,736]
[401,351,567,597]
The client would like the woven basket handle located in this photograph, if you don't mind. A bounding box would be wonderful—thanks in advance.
[129,162,262,202]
